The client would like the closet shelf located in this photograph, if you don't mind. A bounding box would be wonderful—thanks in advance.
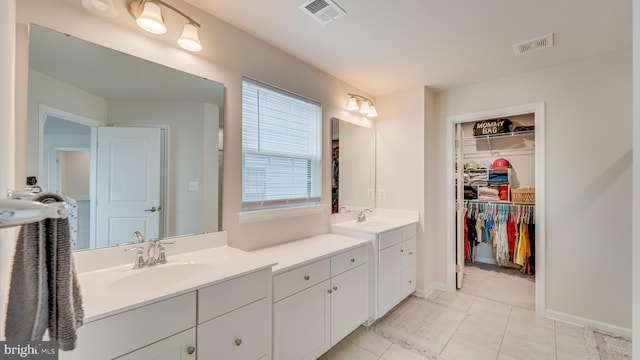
[464,130,535,141]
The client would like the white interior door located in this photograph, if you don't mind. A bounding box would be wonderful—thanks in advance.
[455,123,465,289]
[96,127,162,247]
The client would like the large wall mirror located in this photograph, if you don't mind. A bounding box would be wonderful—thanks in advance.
[24,24,224,251]
[331,117,375,213]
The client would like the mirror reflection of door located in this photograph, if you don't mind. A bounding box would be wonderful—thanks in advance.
[41,111,164,250]
[96,127,162,248]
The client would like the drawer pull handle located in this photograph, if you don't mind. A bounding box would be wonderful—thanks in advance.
[304,275,310,281]
[235,339,242,346]
[409,252,413,255]
[187,346,196,355]
[400,249,404,253]
[350,258,355,263]
[409,280,413,284]
[333,286,338,291]
[328,289,332,294]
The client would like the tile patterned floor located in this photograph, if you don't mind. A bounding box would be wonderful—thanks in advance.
[319,290,588,360]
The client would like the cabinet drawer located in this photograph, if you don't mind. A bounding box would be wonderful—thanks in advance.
[60,292,196,360]
[198,268,270,324]
[274,259,330,302]
[402,237,416,270]
[402,224,416,240]
[198,298,270,360]
[379,228,402,250]
[115,327,196,360]
[331,244,368,276]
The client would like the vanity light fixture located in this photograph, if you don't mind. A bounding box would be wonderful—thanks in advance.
[347,93,378,118]
[127,0,203,52]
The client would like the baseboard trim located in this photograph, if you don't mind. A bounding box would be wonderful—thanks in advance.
[414,282,449,299]
[545,309,632,338]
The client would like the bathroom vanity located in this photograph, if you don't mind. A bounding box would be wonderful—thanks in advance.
[60,232,276,360]
[330,210,419,321]
[251,234,370,360]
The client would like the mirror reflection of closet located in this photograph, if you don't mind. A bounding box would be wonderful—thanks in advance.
[331,117,376,213]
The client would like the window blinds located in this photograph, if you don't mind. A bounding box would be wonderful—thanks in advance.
[242,78,322,210]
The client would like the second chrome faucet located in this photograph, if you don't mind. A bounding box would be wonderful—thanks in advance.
[125,231,174,269]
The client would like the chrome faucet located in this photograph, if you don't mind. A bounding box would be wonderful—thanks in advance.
[125,245,147,269]
[339,206,351,213]
[124,237,174,269]
[132,230,145,243]
[357,209,373,223]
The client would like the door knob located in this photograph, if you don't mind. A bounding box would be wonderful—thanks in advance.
[144,206,161,212]
[186,346,195,354]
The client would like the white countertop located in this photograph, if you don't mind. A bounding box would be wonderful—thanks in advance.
[251,233,370,275]
[77,245,276,323]
[330,216,419,237]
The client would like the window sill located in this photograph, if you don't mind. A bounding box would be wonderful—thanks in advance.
[237,204,328,224]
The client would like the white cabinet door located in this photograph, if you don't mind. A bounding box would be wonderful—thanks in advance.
[378,242,403,316]
[115,328,196,360]
[198,298,269,360]
[273,280,331,360]
[402,264,417,298]
[330,263,369,346]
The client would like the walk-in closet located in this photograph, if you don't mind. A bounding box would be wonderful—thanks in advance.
[454,113,537,309]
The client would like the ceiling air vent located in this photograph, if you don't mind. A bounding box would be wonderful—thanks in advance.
[512,33,554,56]
[299,0,346,26]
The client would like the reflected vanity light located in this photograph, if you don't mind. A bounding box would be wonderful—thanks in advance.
[81,0,118,17]
[124,0,203,52]
[346,93,378,118]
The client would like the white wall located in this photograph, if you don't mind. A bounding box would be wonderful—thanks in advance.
[433,50,632,330]
[0,0,16,341]
[376,87,429,293]
[61,151,90,198]
[632,0,639,355]
[26,69,108,178]
[14,0,375,253]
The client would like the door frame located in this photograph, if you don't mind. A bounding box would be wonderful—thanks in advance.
[38,104,102,190]
[445,102,546,315]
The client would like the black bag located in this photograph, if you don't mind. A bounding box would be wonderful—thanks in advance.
[473,118,512,136]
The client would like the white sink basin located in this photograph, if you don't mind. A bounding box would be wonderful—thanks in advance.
[106,263,212,293]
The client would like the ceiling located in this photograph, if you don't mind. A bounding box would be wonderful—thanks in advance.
[185,0,632,96]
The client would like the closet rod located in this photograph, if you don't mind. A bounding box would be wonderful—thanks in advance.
[464,200,535,206]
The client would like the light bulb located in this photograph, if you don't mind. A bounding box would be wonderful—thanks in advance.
[366,106,378,118]
[81,0,118,17]
[136,1,167,34]
[359,101,371,114]
[347,97,359,111]
[178,23,203,52]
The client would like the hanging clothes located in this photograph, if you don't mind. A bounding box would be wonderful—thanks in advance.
[463,201,535,275]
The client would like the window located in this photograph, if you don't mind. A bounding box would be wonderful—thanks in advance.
[242,77,322,211]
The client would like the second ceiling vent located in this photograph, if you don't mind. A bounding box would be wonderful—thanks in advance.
[299,0,346,26]
[513,33,555,56]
